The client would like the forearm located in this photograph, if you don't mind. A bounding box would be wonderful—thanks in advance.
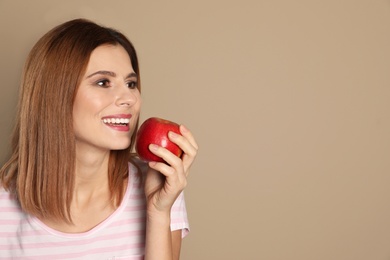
[143,123,197,259]
[144,211,173,260]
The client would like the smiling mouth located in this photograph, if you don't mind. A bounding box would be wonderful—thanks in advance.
[102,118,130,126]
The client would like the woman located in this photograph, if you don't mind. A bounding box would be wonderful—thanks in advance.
[0,18,198,259]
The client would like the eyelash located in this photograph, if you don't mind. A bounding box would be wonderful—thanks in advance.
[96,79,110,88]
[95,79,138,89]
[126,80,138,89]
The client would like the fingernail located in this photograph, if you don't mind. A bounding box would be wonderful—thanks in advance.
[149,144,159,152]
[180,125,188,133]
[148,161,157,167]
[169,131,179,139]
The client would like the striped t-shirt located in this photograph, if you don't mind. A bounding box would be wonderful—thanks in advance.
[0,162,189,259]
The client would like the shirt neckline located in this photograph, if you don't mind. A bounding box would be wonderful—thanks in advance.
[30,163,135,238]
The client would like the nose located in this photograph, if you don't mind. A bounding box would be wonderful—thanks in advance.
[115,87,139,107]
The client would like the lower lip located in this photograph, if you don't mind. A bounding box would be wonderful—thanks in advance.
[105,124,130,132]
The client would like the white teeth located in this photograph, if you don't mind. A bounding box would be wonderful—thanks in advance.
[102,118,130,124]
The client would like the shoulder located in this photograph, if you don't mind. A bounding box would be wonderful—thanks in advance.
[0,186,25,220]
[0,186,18,208]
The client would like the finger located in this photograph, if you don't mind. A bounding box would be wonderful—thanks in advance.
[148,144,188,186]
[148,160,175,177]
[144,168,165,196]
[148,144,183,171]
[148,160,187,192]
[167,134,196,175]
[179,125,199,150]
[168,132,197,159]
[168,129,198,160]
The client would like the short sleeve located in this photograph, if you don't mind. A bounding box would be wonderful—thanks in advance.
[131,158,190,238]
[170,191,190,238]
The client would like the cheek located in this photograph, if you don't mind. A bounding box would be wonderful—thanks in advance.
[136,99,142,113]
[135,93,142,110]
[72,97,84,124]
[73,92,107,119]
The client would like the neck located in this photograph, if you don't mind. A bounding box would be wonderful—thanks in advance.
[73,146,111,208]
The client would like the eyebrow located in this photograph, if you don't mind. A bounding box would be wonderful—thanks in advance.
[86,70,137,79]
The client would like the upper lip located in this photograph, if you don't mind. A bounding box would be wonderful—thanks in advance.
[102,114,132,119]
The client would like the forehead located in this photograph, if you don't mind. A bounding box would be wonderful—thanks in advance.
[86,44,134,74]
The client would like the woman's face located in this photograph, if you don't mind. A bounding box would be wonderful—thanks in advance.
[73,44,141,153]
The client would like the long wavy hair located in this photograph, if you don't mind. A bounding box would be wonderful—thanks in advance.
[0,18,141,223]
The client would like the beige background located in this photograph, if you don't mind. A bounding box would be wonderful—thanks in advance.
[1,0,390,259]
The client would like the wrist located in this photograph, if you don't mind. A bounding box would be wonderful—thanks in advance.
[144,210,174,260]
[146,209,171,226]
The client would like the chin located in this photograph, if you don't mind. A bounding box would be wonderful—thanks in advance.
[111,141,131,151]
[110,143,131,151]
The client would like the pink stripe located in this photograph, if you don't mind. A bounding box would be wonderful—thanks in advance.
[0,219,23,225]
[0,193,11,199]
[0,229,144,250]
[124,205,145,211]
[130,193,144,200]
[2,243,145,259]
[171,207,184,212]
[1,206,22,213]
[110,217,146,227]
[0,231,35,237]
[0,229,47,237]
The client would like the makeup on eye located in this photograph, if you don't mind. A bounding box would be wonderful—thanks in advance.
[96,79,111,88]
[87,71,138,88]
[126,80,138,89]
[124,72,138,89]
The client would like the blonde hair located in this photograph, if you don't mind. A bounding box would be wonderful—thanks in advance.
[0,19,141,223]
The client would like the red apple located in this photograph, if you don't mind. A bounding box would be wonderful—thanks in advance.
[135,117,183,162]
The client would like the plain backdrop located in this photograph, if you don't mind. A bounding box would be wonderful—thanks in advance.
[1,1,390,259]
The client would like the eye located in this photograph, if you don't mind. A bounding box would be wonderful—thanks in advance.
[126,80,138,89]
[96,79,111,88]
